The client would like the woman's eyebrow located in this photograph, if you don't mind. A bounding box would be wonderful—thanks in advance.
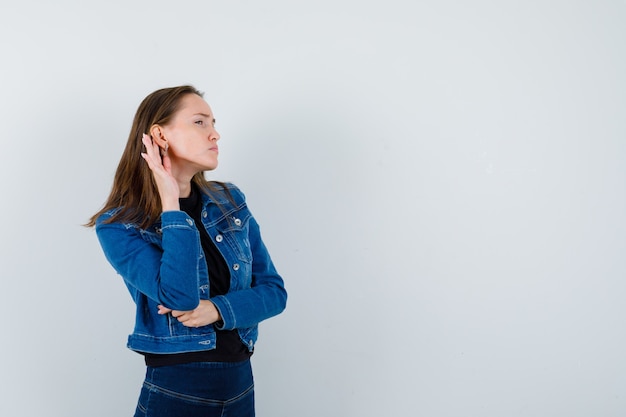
[194,113,216,123]
[194,113,215,123]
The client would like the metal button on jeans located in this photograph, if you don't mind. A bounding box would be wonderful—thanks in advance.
[215,235,223,242]
[233,263,240,271]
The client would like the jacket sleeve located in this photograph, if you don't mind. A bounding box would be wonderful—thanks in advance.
[210,215,287,330]
[95,210,203,311]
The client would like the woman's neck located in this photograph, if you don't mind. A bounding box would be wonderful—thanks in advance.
[178,181,192,198]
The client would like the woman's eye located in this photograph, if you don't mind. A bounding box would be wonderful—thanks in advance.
[195,120,204,126]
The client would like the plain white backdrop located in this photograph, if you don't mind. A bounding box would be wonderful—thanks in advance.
[1,1,625,416]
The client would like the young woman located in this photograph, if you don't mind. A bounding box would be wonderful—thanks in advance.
[87,85,287,417]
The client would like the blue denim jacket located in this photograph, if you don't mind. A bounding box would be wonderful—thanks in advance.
[95,184,287,354]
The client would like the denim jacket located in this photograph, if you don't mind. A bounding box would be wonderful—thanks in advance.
[95,183,287,354]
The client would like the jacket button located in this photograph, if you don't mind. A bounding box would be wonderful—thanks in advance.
[233,263,240,271]
[234,218,242,226]
[202,211,207,218]
[186,219,193,226]
[215,235,223,243]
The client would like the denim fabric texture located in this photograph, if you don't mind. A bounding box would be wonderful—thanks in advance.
[95,183,287,354]
[134,360,255,417]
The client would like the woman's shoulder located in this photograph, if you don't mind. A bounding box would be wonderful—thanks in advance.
[207,180,239,192]
[205,181,247,206]
[94,207,124,226]
[94,207,152,230]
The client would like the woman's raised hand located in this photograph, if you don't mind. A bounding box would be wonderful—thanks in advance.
[140,134,180,211]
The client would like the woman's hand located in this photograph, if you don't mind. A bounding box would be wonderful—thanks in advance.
[157,300,222,328]
[140,134,180,211]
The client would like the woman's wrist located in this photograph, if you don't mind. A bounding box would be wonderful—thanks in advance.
[161,199,180,212]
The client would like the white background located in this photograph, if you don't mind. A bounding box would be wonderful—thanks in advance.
[1,1,625,416]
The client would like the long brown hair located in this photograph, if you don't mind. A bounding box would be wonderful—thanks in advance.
[86,85,228,229]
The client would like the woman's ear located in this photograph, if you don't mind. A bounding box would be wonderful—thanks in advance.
[149,125,168,149]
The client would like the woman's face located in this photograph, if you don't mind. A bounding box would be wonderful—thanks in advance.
[161,94,220,178]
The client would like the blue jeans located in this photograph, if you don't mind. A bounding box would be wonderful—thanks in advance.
[134,360,255,417]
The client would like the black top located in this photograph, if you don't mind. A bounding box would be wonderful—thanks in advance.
[143,184,252,366]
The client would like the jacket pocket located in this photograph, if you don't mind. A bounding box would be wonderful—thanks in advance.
[215,210,253,263]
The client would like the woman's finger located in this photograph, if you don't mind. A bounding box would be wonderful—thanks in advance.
[141,134,163,166]
[157,305,172,315]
